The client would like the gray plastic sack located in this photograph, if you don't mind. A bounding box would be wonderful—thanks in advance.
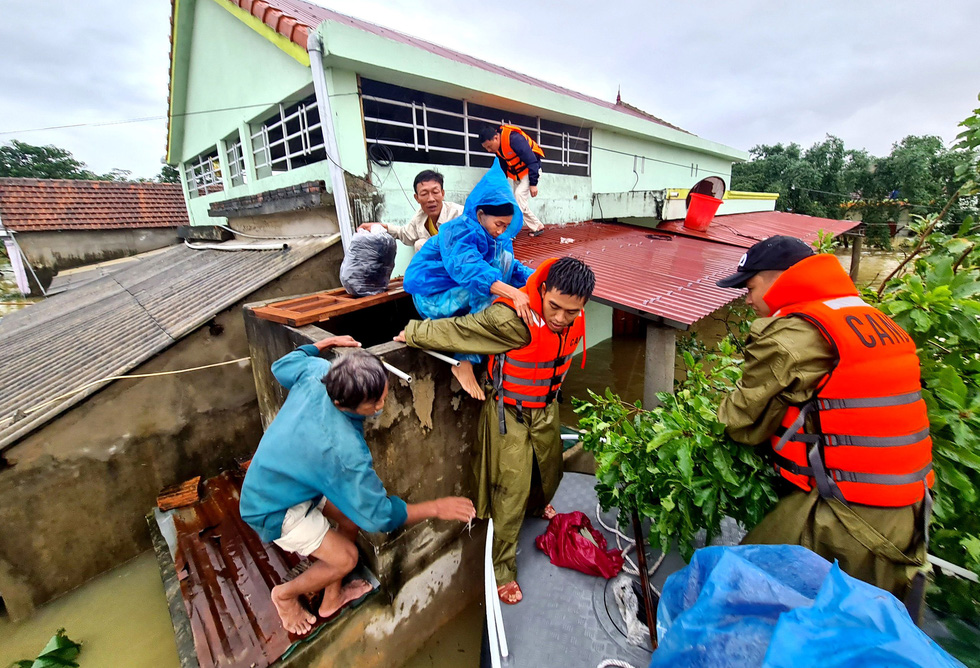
[340,226,397,297]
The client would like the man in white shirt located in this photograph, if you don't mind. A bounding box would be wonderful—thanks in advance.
[360,170,464,251]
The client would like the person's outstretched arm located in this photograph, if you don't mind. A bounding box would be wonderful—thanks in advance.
[404,497,475,525]
[393,303,531,355]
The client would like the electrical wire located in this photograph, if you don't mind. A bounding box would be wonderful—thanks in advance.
[0,357,251,430]
[0,93,361,137]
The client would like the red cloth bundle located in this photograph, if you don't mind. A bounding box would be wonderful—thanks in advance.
[534,511,625,578]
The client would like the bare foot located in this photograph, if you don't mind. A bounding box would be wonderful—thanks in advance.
[272,584,316,635]
[497,580,522,605]
[451,361,485,400]
[318,579,373,618]
[542,504,557,520]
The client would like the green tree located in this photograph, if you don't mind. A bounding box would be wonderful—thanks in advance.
[0,140,96,179]
[157,164,180,184]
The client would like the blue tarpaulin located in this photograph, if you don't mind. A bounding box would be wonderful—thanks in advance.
[651,545,963,668]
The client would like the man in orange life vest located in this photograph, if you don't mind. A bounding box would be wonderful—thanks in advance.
[394,257,595,604]
[479,124,546,236]
[716,236,933,601]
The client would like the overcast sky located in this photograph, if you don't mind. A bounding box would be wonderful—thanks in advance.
[1,0,977,179]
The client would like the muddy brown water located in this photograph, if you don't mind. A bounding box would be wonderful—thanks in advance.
[0,250,903,667]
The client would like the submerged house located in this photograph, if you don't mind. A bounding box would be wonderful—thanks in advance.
[0,178,187,293]
[0,2,858,657]
[165,0,786,342]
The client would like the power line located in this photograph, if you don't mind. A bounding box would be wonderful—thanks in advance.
[0,93,361,137]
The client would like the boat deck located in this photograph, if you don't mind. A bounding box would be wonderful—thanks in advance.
[495,472,688,668]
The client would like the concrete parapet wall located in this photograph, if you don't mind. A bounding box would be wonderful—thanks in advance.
[16,228,179,288]
[242,304,486,664]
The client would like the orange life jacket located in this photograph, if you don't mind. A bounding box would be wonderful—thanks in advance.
[766,254,933,507]
[497,125,546,181]
[489,258,586,433]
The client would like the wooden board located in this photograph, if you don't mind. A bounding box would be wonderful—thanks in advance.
[252,279,406,326]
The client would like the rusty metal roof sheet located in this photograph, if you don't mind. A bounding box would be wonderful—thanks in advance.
[514,222,747,329]
[171,471,300,668]
[514,212,858,328]
[0,238,336,450]
[657,211,858,248]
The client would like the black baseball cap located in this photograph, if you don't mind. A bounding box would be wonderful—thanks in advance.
[716,235,814,289]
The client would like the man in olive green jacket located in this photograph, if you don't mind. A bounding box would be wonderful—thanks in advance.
[394,257,595,605]
[716,236,928,606]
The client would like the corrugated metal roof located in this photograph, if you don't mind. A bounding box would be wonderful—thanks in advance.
[514,222,747,329]
[657,211,858,248]
[171,471,300,668]
[0,237,336,450]
[514,212,858,329]
[0,178,187,232]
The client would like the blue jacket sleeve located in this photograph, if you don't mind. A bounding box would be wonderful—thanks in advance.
[508,132,541,186]
[323,445,408,533]
[510,259,534,287]
[443,224,502,296]
[271,345,327,390]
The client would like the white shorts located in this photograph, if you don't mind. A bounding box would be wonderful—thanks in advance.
[273,497,330,557]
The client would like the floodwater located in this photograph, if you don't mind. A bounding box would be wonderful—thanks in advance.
[0,551,485,668]
[0,248,905,667]
[0,554,179,667]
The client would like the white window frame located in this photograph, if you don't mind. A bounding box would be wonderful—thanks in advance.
[251,95,325,178]
[184,149,223,198]
[362,79,591,176]
[225,135,247,187]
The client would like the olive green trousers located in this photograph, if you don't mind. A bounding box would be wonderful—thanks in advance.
[475,399,563,585]
[743,488,927,601]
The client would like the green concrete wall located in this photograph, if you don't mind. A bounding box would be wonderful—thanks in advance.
[591,127,734,195]
[176,0,331,226]
[584,300,613,347]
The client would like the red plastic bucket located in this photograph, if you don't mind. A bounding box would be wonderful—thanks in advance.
[684,193,723,231]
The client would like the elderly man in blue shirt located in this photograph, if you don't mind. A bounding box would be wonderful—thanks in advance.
[240,336,475,635]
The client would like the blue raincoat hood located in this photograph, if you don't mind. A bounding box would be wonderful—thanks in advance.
[457,158,524,243]
[404,159,532,302]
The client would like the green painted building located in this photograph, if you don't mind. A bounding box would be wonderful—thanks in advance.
[166,0,765,232]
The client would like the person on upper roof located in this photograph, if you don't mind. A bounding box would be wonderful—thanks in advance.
[358,169,463,252]
[404,160,535,397]
[715,235,934,612]
[479,124,545,237]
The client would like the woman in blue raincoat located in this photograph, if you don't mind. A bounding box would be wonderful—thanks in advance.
[404,160,536,396]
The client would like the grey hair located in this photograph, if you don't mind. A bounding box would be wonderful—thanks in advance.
[322,349,387,409]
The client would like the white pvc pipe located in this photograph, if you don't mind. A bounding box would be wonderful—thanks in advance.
[308,33,354,254]
[183,239,287,252]
[928,554,980,583]
[424,350,461,367]
[383,361,412,384]
[485,518,502,668]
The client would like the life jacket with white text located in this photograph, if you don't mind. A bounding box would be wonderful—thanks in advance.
[767,254,933,507]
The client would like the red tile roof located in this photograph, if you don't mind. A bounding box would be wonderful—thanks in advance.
[657,211,858,249]
[214,0,685,132]
[0,178,188,232]
[514,212,859,328]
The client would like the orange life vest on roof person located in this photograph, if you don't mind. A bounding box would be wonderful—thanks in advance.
[489,258,585,432]
[766,254,933,507]
[497,125,546,182]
